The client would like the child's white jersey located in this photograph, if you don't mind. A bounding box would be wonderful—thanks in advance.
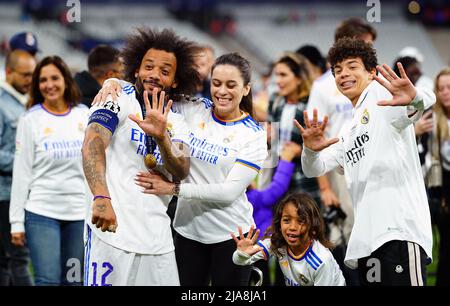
[233,238,345,286]
[302,81,435,268]
[172,98,267,244]
[85,85,189,254]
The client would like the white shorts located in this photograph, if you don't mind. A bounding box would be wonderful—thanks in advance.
[84,226,180,286]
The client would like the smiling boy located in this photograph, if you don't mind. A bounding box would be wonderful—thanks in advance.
[297,38,436,286]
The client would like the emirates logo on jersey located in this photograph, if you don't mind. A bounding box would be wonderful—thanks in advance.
[345,131,370,167]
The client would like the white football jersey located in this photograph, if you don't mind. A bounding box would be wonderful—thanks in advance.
[85,84,189,254]
[10,104,89,233]
[172,98,267,244]
[233,238,345,286]
[302,81,435,268]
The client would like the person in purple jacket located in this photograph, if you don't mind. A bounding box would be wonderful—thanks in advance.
[246,141,301,285]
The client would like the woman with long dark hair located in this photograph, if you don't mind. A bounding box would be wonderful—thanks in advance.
[10,56,88,285]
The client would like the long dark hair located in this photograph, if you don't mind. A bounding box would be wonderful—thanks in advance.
[275,52,312,101]
[211,52,253,117]
[27,56,81,109]
[121,27,201,96]
[267,192,333,256]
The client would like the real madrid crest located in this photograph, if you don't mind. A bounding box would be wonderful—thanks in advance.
[223,134,235,144]
[361,108,370,124]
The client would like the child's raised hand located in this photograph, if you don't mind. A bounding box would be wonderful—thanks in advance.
[231,225,263,256]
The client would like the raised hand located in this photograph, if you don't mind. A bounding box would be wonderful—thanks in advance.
[374,63,417,107]
[128,88,173,141]
[231,225,263,256]
[294,109,339,152]
[92,79,122,106]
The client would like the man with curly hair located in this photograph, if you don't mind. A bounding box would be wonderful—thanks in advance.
[81,28,200,285]
[297,37,435,286]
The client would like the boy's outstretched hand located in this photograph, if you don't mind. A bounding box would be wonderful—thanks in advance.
[294,109,339,152]
[374,62,417,107]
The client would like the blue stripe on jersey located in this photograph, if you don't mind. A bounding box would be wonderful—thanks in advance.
[310,250,323,265]
[123,85,135,95]
[84,226,92,286]
[201,98,213,109]
[307,253,320,268]
[235,159,261,171]
[257,241,270,260]
[88,109,119,134]
[305,255,318,270]
[242,116,263,132]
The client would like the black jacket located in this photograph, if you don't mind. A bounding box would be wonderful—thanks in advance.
[74,70,101,108]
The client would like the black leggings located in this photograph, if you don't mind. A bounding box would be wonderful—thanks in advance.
[174,233,252,286]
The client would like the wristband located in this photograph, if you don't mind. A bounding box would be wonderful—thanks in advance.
[93,195,111,201]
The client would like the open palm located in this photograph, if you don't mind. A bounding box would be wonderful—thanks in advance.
[294,109,339,152]
[374,63,417,106]
[231,226,262,256]
[128,88,173,140]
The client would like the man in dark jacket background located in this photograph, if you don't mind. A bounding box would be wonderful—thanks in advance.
[74,45,123,107]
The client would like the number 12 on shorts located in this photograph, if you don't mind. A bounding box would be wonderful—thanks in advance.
[89,262,113,286]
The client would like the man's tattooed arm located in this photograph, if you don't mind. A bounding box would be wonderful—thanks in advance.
[82,123,112,197]
[82,122,118,232]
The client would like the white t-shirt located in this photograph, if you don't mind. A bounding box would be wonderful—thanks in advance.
[233,238,345,286]
[307,70,353,138]
[172,98,267,244]
[85,84,189,254]
[302,81,435,269]
[10,104,89,233]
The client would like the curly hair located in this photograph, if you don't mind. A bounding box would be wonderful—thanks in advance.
[328,37,378,77]
[121,27,201,95]
[27,56,81,109]
[266,192,333,257]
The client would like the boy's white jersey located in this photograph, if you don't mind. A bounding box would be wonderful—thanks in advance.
[172,98,267,244]
[85,85,189,254]
[307,70,353,138]
[302,81,435,268]
[233,238,345,286]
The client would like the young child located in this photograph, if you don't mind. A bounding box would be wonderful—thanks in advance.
[231,192,345,286]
